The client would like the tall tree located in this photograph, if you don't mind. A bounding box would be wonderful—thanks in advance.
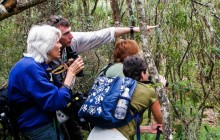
[126,0,135,39]
[134,0,173,139]
[110,0,120,27]
[82,0,92,31]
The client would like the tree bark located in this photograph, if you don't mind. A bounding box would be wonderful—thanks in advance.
[110,0,120,27]
[82,0,92,31]
[126,0,135,39]
[0,0,47,21]
[134,0,173,139]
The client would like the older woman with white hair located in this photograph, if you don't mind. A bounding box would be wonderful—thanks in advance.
[8,25,84,140]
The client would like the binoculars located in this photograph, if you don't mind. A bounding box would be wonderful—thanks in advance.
[66,48,84,77]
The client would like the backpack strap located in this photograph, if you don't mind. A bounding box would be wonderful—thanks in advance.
[134,113,141,140]
[98,63,114,76]
[54,118,60,140]
[140,80,154,85]
[130,106,147,140]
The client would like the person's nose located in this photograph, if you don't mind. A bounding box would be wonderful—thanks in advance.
[69,33,73,39]
[59,43,62,48]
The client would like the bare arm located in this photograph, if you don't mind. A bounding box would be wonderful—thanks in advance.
[151,100,162,124]
[114,25,159,37]
[140,124,162,134]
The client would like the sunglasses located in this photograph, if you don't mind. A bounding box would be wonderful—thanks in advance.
[52,15,62,25]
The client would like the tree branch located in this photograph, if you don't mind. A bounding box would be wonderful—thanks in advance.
[0,0,47,21]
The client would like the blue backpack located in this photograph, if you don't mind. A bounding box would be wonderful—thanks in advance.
[78,76,137,128]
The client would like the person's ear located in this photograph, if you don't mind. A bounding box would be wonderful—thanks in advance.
[140,71,145,81]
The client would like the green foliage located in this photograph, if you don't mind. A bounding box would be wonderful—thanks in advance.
[0,19,25,86]
[199,125,220,140]
[173,123,185,140]
[210,46,220,56]
[139,133,163,140]
[172,11,189,31]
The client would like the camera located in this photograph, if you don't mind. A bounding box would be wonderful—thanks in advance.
[66,47,84,77]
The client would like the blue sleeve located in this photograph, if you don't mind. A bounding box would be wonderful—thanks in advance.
[24,63,70,111]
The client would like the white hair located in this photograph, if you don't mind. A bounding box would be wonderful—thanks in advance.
[24,25,61,63]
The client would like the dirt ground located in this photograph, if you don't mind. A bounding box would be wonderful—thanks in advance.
[202,108,219,127]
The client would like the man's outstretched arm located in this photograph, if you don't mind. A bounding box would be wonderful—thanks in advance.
[114,25,159,37]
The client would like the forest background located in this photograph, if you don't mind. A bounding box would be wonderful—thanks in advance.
[0,0,219,139]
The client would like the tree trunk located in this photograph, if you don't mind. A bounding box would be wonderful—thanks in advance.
[110,0,120,27]
[82,0,92,31]
[134,0,173,139]
[126,0,135,39]
[0,0,47,21]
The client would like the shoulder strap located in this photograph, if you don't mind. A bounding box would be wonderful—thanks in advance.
[135,111,147,140]
[130,104,148,140]
[134,113,141,140]
[140,80,154,85]
[98,63,114,76]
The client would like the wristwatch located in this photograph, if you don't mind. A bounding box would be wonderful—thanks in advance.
[130,26,134,34]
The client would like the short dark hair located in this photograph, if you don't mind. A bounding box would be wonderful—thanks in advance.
[123,54,147,81]
[46,15,71,27]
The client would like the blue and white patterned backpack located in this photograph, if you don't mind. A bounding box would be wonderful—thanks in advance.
[78,76,137,128]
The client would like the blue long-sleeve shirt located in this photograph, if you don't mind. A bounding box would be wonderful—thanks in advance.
[8,57,71,131]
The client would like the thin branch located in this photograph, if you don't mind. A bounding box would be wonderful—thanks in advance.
[202,16,215,45]
[191,0,210,7]
[192,0,220,20]
[154,0,160,25]
[178,37,194,71]
[90,0,99,16]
